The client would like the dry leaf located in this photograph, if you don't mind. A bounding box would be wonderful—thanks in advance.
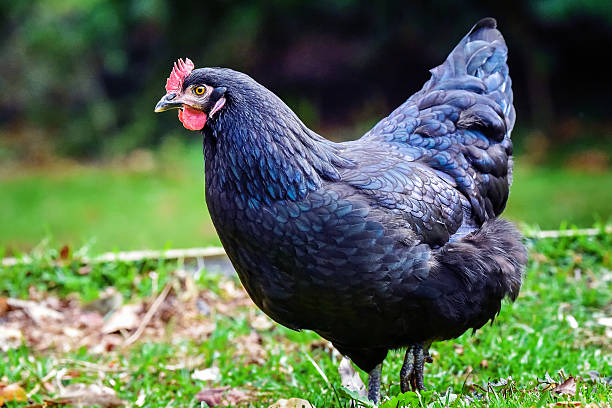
[597,317,612,327]
[77,311,104,329]
[195,387,251,407]
[78,265,92,275]
[219,280,244,299]
[479,359,489,368]
[21,401,69,408]
[59,245,70,260]
[338,357,366,397]
[1,282,221,354]
[583,371,605,384]
[135,389,146,407]
[250,313,274,331]
[0,328,23,352]
[90,334,123,354]
[102,304,140,334]
[565,315,579,329]
[164,355,206,371]
[309,339,334,353]
[269,398,315,408]
[85,288,124,315]
[454,344,464,355]
[547,402,581,407]
[233,331,267,365]
[0,297,8,317]
[192,367,221,382]
[59,383,125,407]
[552,376,577,396]
[0,383,28,404]
[6,298,63,324]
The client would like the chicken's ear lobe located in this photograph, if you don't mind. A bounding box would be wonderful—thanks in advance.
[210,97,226,118]
[209,87,227,118]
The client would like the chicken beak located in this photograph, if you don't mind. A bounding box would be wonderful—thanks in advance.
[154,93,182,112]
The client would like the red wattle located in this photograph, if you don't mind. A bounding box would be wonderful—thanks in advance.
[178,106,208,131]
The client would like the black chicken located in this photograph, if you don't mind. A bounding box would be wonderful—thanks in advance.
[155,18,527,403]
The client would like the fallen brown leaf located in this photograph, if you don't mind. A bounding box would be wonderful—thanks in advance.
[219,280,245,300]
[338,357,366,397]
[78,265,92,275]
[135,389,146,407]
[0,328,23,352]
[269,398,315,408]
[1,277,231,354]
[58,383,125,407]
[6,298,63,324]
[90,334,123,354]
[195,387,251,407]
[102,304,141,334]
[84,288,123,315]
[0,383,28,405]
[59,245,70,260]
[21,400,69,408]
[552,376,577,396]
[233,331,267,365]
[0,297,8,317]
[250,313,275,331]
[163,355,207,371]
[547,402,581,407]
[192,367,221,382]
[77,311,104,329]
[565,314,579,329]
[597,317,612,327]
[309,339,334,353]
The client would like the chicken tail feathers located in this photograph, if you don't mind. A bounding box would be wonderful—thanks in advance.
[433,218,527,302]
[428,17,514,135]
[364,18,515,225]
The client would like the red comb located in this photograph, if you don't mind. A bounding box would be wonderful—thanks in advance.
[165,58,194,93]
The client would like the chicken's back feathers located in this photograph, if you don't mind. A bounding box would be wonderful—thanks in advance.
[338,146,466,248]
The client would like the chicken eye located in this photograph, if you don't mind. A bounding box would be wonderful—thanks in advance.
[194,86,206,95]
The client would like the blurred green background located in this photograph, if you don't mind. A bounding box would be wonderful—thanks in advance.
[1,0,611,255]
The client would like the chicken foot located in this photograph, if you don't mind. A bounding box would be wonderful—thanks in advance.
[400,344,433,392]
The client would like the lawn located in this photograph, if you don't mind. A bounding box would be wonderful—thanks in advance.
[0,141,221,255]
[1,139,611,255]
[0,229,611,407]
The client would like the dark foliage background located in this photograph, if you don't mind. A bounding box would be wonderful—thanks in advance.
[1,0,610,162]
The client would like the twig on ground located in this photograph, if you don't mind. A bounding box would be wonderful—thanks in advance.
[56,359,130,373]
[3,226,611,268]
[123,283,171,347]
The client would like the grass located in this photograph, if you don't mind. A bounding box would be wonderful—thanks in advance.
[1,139,611,255]
[1,228,611,407]
[0,140,221,254]
[508,165,612,231]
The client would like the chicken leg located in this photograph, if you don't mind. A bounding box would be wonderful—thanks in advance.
[400,344,433,392]
[367,363,382,404]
